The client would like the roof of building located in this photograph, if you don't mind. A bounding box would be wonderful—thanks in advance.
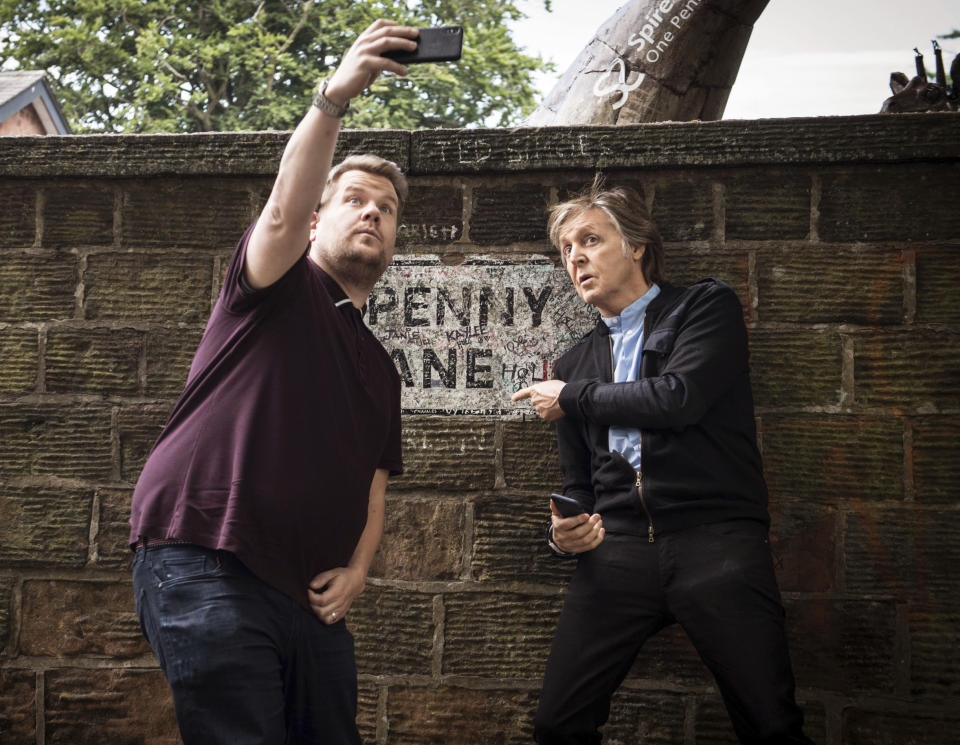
[0,70,72,134]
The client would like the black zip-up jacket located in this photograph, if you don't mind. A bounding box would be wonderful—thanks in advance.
[554,279,769,540]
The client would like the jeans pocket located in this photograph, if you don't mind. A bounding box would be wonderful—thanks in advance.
[150,547,223,588]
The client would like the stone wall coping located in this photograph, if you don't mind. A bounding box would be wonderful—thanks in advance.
[0,113,958,177]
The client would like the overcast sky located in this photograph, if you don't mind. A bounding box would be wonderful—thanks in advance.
[510,0,958,119]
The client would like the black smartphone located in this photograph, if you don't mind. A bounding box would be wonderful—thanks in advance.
[383,26,463,64]
[550,493,586,518]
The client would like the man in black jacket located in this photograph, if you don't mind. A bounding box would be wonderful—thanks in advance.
[512,182,814,745]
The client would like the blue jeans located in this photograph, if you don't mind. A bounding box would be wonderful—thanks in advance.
[133,543,361,745]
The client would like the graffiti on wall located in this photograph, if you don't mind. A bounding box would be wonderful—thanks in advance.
[368,258,596,415]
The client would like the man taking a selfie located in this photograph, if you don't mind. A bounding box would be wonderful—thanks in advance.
[130,19,419,745]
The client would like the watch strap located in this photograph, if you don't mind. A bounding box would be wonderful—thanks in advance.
[312,80,349,119]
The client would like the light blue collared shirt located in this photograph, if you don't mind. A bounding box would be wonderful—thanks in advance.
[602,284,661,471]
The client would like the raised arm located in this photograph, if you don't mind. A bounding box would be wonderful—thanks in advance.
[245,20,418,289]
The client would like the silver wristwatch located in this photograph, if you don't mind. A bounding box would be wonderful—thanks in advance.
[312,80,349,119]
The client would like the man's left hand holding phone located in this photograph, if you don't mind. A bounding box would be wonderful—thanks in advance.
[549,493,604,554]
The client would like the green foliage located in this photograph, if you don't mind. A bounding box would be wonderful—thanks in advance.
[0,0,553,132]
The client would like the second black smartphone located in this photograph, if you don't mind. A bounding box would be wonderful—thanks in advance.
[550,493,586,518]
[383,26,463,64]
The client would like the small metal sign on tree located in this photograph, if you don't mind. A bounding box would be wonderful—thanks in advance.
[525,0,769,125]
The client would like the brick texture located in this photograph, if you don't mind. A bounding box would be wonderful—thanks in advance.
[469,185,551,245]
[97,488,134,568]
[909,611,960,699]
[912,418,960,504]
[0,328,38,394]
[750,330,843,408]
[43,182,115,248]
[501,419,561,491]
[350,586,435,677]
[769,502,837,593]
[0,669,36,743]
[0,254,77,323]
[916,246,960,323]
[0,577,12,654]
[652,175,714,242]
[853,330,960,409]
[842,707,960,745]
[397,183,464,250]
[371,497,466,581]
[0,182,36,247]
[391,417,496,490]
[0,484,92,566]
[45,327,142,396]
[724,170,811,241]
[144,327,205,396]
[602,689,687,745]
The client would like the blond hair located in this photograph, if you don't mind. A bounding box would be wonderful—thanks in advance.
[320,154,409,216]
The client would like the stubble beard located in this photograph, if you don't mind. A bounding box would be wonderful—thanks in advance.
[318,234,391,293]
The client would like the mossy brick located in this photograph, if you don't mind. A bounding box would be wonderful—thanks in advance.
[42,182,114,249]
[664,251,751,307]
[84,253,213,323]
[122,177,252,250]
[697,696,825,745]
[20,579,148,658]
[912,418,960,504]
[0,484,92,567]
[0,253,77,322]
[370,497,465,581]
[350,585,435,676]
[118,406,169,484]
[0,669,36,742]
[472,494,576,586]
[144,327,205,397]
[602,689,686,745]
[469,184,550,245]
[356,679,378,745]
[853,330,960,409]
[820,164,960,242]
[785,599,897,693]
[386,685,538,745]
[910,611,960,699]
[0,182,36,246]
[0,404,113,480]
[442,592,559,678]
[769,502,837,593]
[0,577,12,654]
[842,707,960,745]
[390,416,496,490]
[844,508,960,604]
[761,414,904,503]
[724,171,811,240]
[502,419,561,490]
[757,247,903,324]
[749,329,843,408]
[96,488,134,568]
[396,183,464,250]
[45,327,142,396]
[916,246,960,324]
[652,176,714,242]
[0,328,38,394]
[44,668,179,745]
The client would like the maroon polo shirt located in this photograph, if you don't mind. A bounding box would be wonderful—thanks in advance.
[129,222,402,608]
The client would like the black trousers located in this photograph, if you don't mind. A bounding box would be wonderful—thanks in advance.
[533,520,815,745]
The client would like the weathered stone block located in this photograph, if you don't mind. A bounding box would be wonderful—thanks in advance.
[916,246,960,324]
[502,419,561,491]
[663,251,751,307]
[602,689,686,745]
[785,599,897,693]
[0,253,77,322]
[45,327,142,395]
[725,171,810,240]
[122,177,252,250]
[469,185,550,245]
[761,414,904,503]
[909,610,960,699]
[371,497,466,580]
[652,176,714,242]
[357,679,379,745]
[45,668,179,744]
[844,508,960,604]
[443,592,559,679]
[757,247,903,324]
[144,327,205,397]
[396,183,464,249]
[769,502,837,593]
[350,586,435,676]
[0,577,13,654]
[84,253,213,323]
[386,685,538,745]
[0,484,92,566]
[750,330,843,408]
[0,669,36,743]
[0,404,113,480]
[390,417,496,490]
[0,182,35,247]
[0,328,38,394]
[626,624,712,686]
[912,418,960,504]
[842,707,960,745]
[20,579,147,658]
[820,165,960,242]
[472,494,576,586]
[697,696,825,745]
[97,488,134,568]
[43,182,114,248]
[853,330,960,409]
[117,406,169,484]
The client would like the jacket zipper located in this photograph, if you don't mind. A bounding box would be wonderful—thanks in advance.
[635,469,654,543]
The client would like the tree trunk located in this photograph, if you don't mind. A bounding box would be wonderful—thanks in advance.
[524,0,769,126]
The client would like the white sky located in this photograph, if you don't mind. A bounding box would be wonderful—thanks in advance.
[510,0,959,119]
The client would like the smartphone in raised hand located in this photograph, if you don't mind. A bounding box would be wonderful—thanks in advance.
[383,26,463,64]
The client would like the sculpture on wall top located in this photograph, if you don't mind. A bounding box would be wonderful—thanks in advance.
[524,0,769,126]
[880,40,960,113]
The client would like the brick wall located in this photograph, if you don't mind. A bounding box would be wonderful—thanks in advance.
[1,114,958,744]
